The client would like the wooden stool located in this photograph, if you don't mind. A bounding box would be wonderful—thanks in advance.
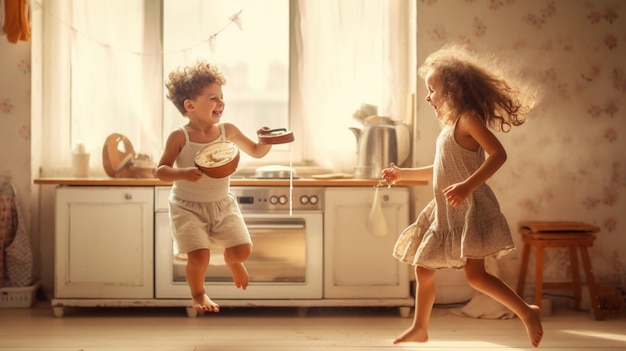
[516,221,603,320]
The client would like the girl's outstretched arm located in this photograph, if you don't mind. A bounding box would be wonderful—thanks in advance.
[382,163,434,185]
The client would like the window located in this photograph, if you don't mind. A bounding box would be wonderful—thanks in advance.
[162,0,291,165]
[33,0,414,176]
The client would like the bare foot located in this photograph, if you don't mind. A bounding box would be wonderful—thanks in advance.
[392,326,428,344]
[227,262,249,289]
[192,293,220,313]
[522,305,543,347]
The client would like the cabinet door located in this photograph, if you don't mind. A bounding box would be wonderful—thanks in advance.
[55,187,154,298]
[324,187,410,298]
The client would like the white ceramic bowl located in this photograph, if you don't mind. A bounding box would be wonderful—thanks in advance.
[194,142,240,178]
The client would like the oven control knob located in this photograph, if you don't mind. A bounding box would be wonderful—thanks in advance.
[269,196,279,205]
[300,195,309,204]
[308,195,319,205]
[278,195,288,205]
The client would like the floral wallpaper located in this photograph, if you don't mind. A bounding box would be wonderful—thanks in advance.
[414,0,626,300]
[0,38,32,243]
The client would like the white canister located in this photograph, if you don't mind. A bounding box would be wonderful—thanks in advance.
[72,143,90,177]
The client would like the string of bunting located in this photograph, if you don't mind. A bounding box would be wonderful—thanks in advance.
[29,0,244,56]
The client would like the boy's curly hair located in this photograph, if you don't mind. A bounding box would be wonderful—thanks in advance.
[165,61,227,115]
[418,44,537,132]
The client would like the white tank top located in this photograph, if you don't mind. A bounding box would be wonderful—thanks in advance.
[171,124,230,202]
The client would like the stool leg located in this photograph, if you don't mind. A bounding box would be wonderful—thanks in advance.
[579,247,603,320]
[569,247,582,309]
[534,245,544,308]
[517,242,531,297]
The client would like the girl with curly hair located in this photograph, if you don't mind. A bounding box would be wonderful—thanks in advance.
[382,44,543,347]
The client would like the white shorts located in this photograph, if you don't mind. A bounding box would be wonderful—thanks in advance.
[168,193,252,254]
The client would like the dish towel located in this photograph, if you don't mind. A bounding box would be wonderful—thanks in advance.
[0,181,34,287]
[450,256,515,319]
[2,0,31,43]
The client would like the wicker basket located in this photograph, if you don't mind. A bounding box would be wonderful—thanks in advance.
[0,282,39,308]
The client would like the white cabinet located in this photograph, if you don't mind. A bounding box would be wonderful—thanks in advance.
[54,187,154,299]
[324,187,410,299]
[46,183,414,317]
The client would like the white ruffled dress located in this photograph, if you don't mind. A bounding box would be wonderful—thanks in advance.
[393,123,514,269]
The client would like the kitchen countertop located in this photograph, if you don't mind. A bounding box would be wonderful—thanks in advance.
[33,177,428,187]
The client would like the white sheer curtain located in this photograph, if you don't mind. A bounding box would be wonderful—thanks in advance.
[161,0,291,167]
[297,0,411,172]
[38,0,161,177]
[33,0,412,176]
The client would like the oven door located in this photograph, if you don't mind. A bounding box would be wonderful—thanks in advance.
[155,212,323,299]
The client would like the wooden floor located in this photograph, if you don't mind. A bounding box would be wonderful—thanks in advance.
[1,301,625,350]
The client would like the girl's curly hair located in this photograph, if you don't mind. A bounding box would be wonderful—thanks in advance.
[418,44,537,132]
[165,61,227,115]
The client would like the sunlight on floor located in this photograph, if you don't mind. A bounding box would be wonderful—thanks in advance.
[561,329,626,343]
[394,342,529,351]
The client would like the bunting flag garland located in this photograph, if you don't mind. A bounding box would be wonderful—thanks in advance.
[208,9,244,54]
[25,0,244,55]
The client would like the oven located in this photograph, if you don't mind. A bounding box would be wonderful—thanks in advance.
[154,186,324,299]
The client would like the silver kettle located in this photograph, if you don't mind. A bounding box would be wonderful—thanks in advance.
[349,116,411,179]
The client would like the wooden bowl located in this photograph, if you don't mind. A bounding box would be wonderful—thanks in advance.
[258,128,295,144]
[194,142,240,178]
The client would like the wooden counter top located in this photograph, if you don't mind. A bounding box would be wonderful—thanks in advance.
[34,177,428,187]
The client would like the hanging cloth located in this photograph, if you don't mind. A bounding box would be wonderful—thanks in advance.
[450,256,515,319]
[0,182,34,287]
[3,0,31,43]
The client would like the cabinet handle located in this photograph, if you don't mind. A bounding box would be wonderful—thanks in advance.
[125,193,133,200]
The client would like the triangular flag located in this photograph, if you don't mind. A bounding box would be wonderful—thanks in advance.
[209,35,217,53]
[229,9,243,30]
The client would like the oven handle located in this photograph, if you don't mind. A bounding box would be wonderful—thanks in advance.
[246,223,305,230]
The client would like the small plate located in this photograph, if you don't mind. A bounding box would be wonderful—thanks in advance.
[258,128,295,144]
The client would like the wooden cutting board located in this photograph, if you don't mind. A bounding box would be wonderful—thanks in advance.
[102,133,136,178]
